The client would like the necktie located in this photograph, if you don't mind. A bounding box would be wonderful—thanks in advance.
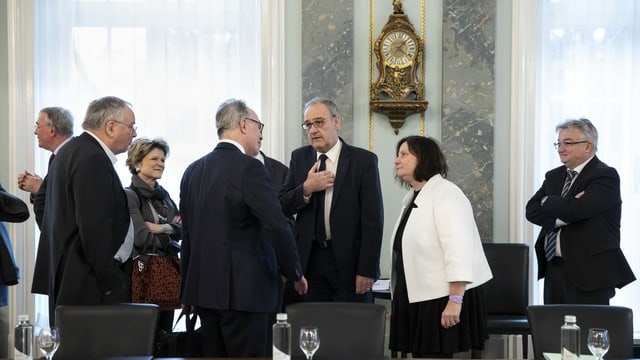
[48,153,55,168]
[545,169,577,261]
[314,154,328,242]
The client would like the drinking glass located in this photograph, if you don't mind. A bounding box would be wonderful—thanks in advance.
[38,327,60,360]
[299,326,320,360]
[587,328,610,360]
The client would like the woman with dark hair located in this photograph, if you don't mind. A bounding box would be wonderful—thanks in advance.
[389,135,492,358]
[125,137,182,333]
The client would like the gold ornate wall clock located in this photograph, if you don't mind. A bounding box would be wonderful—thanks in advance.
[370,0,428,134]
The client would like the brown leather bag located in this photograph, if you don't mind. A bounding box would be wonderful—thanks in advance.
[131,234,181,310]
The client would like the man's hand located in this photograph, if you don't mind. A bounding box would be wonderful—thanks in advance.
[302,161,334,196]
[294,276,309,295]
[17,171,43,194]
[355,275,374,294]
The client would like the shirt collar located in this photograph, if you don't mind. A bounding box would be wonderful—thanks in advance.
[220,139,246,154]
[317,139,342,162]
[85,131,118,165]
[568,155,595,175]
[53,136,72,155]
[254,151,265,164]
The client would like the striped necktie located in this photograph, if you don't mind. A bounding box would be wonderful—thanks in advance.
[544,169,577,261]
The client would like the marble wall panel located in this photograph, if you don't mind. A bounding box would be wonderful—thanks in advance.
[301,0,354,144]
[442,0,496,241]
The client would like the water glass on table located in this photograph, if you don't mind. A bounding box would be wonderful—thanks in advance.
[38,326,60,360]
[587,328,610,360]
[299,326,320,360]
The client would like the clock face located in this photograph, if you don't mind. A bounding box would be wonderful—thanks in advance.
[381,30,417,67]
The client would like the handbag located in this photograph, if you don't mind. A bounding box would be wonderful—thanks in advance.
[154,309,202,357]
[131,233,181,310]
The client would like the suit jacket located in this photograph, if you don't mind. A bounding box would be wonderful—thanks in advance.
[32,132,130,315]
[33,177,46,228]
[0,184,29,222]
[390,175,492,303]
[34,139,72,228]
[280,139,384,291]
[526,156,635,291]
[262,151,288,192]
[179,142,303,313]
[0,183,24,292]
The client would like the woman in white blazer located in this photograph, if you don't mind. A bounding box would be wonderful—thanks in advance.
[388,136,493,358]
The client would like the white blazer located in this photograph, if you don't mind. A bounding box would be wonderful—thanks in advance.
[390,174,492,303]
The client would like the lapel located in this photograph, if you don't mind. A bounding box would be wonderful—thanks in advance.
[566,156,598,196]
[332,139,350,207]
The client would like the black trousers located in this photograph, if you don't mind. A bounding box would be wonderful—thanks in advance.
[544,257,614,304]
[198,307,268,357]
[304,245,373,303]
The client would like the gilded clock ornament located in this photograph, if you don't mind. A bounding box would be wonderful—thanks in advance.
[370,0,428,134]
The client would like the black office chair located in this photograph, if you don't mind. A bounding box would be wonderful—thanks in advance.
[481,243,530,358]
[527,304,633,360]
[286,302,386,358]
[54,303,159,359]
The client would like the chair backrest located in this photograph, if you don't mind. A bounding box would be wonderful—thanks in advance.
[54,303,159,359]
[286,302,386,357]
[527,305,634,360]
[482,243,529,315]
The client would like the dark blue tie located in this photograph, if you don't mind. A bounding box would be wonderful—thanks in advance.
[314,154,328,242]
[545,169,577,261]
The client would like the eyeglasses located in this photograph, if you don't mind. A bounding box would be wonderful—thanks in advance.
[34,122,53,130]
[111,119,137,132]
[301,118,327,130]
[553,140,589,149]
[245,117,264,132]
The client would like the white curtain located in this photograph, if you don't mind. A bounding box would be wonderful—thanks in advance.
[33,0,262,201]
[31,0,263,326]
[534,0,640,335]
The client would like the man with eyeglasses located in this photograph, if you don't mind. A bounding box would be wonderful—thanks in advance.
[17,107,74,229]
[180,99,307,357]
[526,118,635,304]
[33,96,138,325]
[280,97,384,304]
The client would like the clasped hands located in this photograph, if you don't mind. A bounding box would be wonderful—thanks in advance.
[17,171,43,194]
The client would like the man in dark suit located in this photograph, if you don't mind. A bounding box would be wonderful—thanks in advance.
[33,96,137,323]
[179,99,307,357]
[526,118,635,304]
[280,97,384,303]
[17,107,74,228]
[254,150,296,351]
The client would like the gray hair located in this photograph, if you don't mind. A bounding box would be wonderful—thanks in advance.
[215,98,249,137]
[303,97,340,118]
[82,96,131,130]
[556,117,598,152]
[40,107,74,137]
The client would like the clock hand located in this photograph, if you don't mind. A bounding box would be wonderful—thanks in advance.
[394,39,408,56]
[394,45,407,56]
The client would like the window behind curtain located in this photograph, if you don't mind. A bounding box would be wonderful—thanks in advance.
[32,0,261,326]
[535,0,640,336]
